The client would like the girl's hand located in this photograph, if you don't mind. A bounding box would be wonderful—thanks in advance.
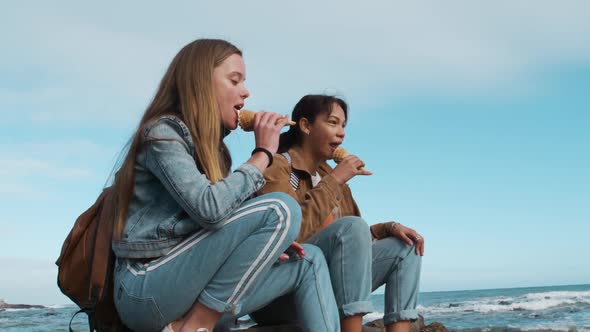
[331,155,372,184]
[253,111,289,154]
[279,241,305,261]
[249,111,289,171]
[390,222,425,256]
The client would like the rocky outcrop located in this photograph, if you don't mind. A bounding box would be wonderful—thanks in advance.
[420,322,449,332]
[222,314,448,331]
[363,315,425,332]
[364,316,449,332]
[0,299,45,310]
[363,317,449,332]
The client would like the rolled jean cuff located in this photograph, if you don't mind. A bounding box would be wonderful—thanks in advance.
[383,309,419,324]
[340,300,374,318]
[198,289,242,315]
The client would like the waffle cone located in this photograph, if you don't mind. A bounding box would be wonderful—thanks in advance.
[238,110,256,131]
[332,146,365,171]
[332,146,349,163]
[238,110,296,131]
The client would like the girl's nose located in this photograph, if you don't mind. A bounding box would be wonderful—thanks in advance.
[241,86,250,99]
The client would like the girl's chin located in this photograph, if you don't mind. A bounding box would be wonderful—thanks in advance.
[225,120,238,130]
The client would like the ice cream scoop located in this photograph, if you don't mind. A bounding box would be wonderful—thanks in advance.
[238,109,296,131]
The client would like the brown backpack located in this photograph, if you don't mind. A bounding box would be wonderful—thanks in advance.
[55,187,131,331]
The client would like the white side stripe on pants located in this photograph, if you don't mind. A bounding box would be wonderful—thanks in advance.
[226,200,290,307]
[125,198,291,310]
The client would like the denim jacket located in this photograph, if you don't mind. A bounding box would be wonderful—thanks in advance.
[112,116,265,259]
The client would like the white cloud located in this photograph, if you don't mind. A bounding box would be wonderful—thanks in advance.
[0,140,120,162]
[0,182,49,199]
[0,158,95,180]
[1,1,589,125]
[0,140,119,196]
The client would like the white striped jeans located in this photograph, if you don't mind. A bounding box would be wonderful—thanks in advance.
[113,192,340,332]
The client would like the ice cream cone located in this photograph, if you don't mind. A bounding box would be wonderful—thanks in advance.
[238,110,296,131]
[332,146,366,171]
[332,146,349,163]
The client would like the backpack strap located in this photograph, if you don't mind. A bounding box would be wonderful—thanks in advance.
[68,307,98,332]
[280,152,300,191]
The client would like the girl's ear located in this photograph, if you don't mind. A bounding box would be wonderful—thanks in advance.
[299,117,311,135]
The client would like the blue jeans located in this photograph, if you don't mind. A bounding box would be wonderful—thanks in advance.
[253,217,421,325]
[113,193,340,332]
[307,217,375,318]
[371,232,422,324]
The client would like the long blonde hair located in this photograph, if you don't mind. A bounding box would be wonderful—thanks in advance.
[110,39,241,239]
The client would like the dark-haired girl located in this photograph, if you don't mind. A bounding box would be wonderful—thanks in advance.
[255,94,424,332]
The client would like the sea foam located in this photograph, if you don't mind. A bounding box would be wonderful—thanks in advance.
[417,289,590,314]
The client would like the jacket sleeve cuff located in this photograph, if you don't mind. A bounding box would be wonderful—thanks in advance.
[236,162,266,191]
[370,222,393,240]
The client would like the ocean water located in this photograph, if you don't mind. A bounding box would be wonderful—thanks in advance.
[1,284,589,331]
[368,283,590,331]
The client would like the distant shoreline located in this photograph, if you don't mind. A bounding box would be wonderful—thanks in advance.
[0,299,45,310]
[415,282,590,294]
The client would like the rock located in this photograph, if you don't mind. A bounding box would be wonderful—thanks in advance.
[364,314,425,332]
[235,325,301,332]
[421,322,448,332]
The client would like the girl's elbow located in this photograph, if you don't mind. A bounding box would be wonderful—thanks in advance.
[190,207,232,230]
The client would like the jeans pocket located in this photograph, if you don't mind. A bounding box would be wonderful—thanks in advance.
[116,283,164,331]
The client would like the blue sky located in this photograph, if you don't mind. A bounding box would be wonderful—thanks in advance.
[1,1,589,305]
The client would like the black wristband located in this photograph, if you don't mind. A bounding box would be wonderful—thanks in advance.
[251,147,273,167]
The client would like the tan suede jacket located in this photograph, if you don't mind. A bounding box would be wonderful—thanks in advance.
[258,147,393,242]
